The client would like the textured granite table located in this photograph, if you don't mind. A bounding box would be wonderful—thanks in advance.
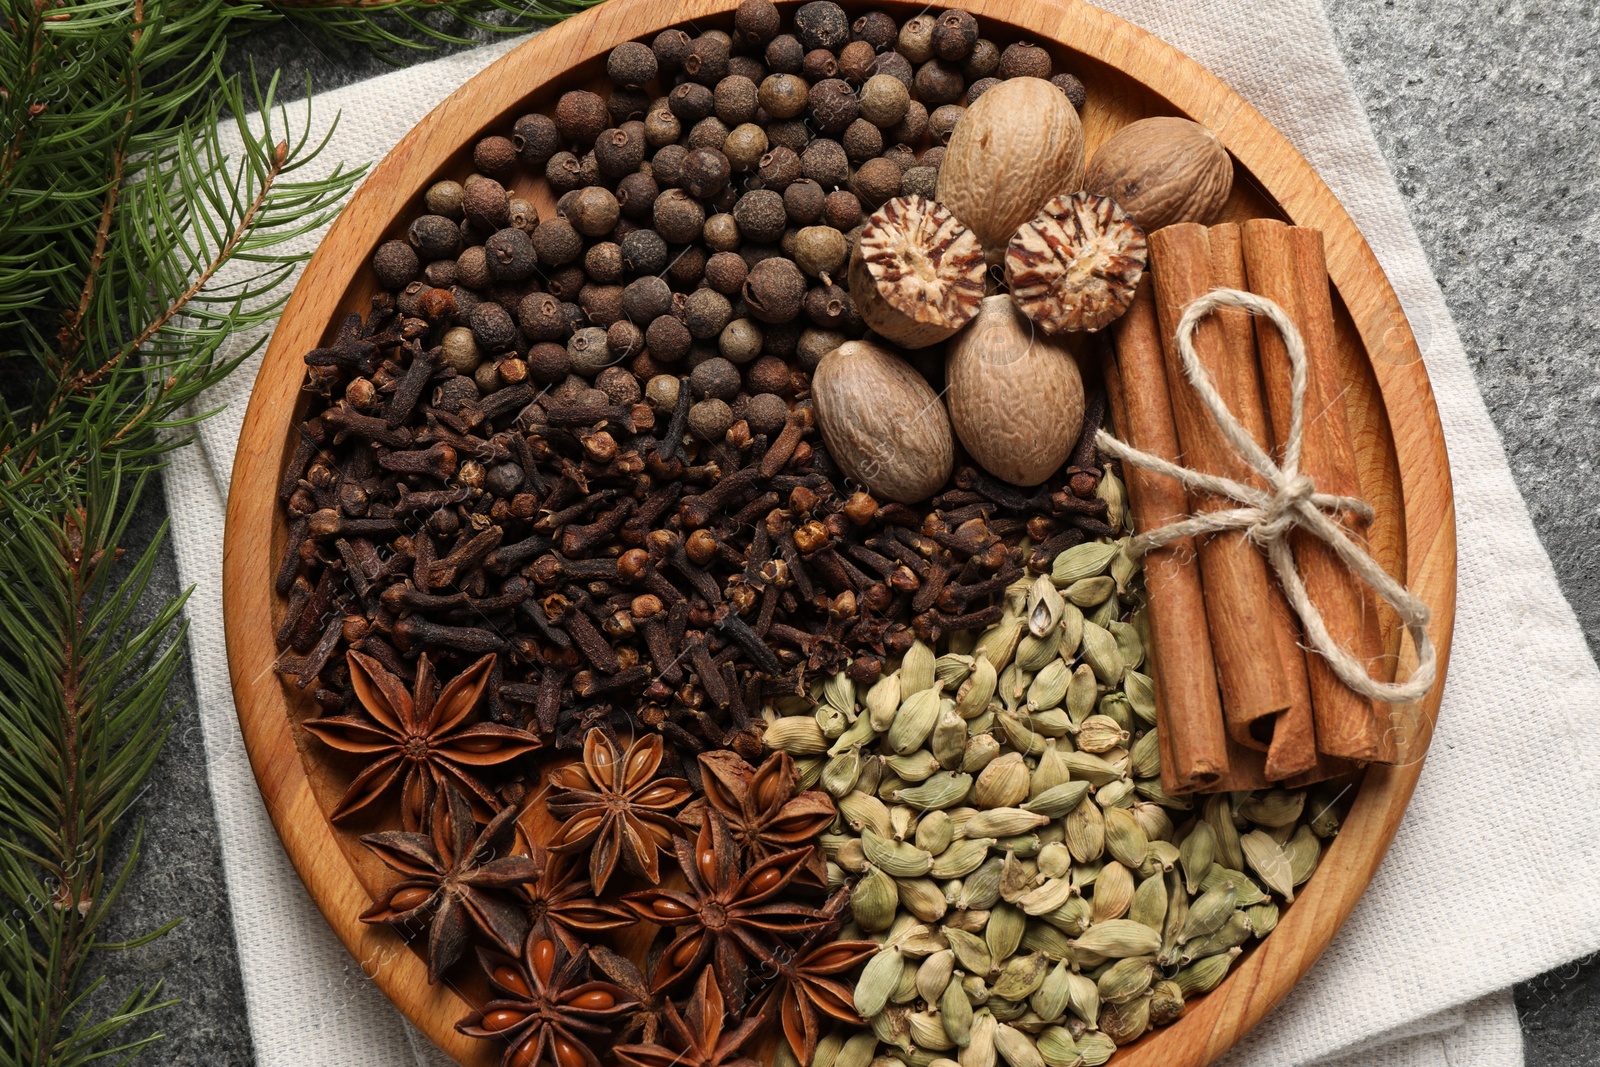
[99,1,1600,1062]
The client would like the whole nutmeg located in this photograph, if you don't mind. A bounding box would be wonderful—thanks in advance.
[1004,191,1148,333]
[742,257,808,324]
[945,295,1085,486]
[813,340,954,503]
[858,73,911,128]
[937,77,1085,253]
[1082,116,1233,233]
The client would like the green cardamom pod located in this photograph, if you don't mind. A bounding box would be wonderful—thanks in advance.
[1240,829,1296,902]
[986,902,1026,961]
[1239,789,1306,828]
[1129,729,1162,780]
[1064,575,1115,608]
[1179,883,1238,944]
[1078,622,1124,685]
[1204,794,1245,871]
[956,656,999,720]
[765,716,828,755]
[894,957,923,1003]
[1065,663,1099,725]
[856,942,904,1016]
[902,639,937,695]
[898,876,950,923]
[966,807,1051,839]
[853,864,900,932]
[834,1032,879,1067]
[1019,877,1075,918]
[1051,542,1119,585]
[975,752,1031,808]
[1057,601,1085,661]
[932,708,970,770]
[1246,901,1280,937]
[1134,776,1190,811]
[1069,919,1162,959]
[1076,1031,1117,1067]
[866,670,902,731]
[945,926,993,977]
[1030,958,1073,1022]
[1041,895,1093,938]
[1063,793,1105,864]
[1096,778,1137,811]
[994,1023,1045,1067]
[1107,620,1144,671]
[882,750,940,783]
[1015,629,1062,672]
[1096,691,1135,734]
[1149,979,1185,1028]
[1027,574,1066,639]
[1026,707,1074,738]
[1035,1026,1081,1067]
[910,1010,956,1051]
[816,703,850,739]
[1087,594,1121,631]
[960,1010,997,1067]
[1092,860,1135,923]
[1036,842,1071,880]
[871,1003,911,1049]
[1023,781,1093,820]
[1179,821,1216,895]
[835,837,868,874]
[888,688,944,755]
[1123,669,1157,725]
[821,748,863,799]
[1061,751,1123,788]
[840,790,893,837]
[1021,919,1075,959]
[918,948,955,1003]
[960,857,1005,910]
[1181,909,1253,962]
[896,771,974,811]
[1129,871,1168,932]
[997,710,1047,758]
[1131,801,1173,843]
[828,712,881,756]
[992,951,1048,1001]
[937,652,977,690]
[975,613,1025,673]
[1026,660,1071,712]
[917,810,955,855]
[1065,970,1101,1028]
[1199,866,1268,906]
[1074,714,1129,754]
[1097,991,1150,1046]
[961,732,1002,774]
[1173,948,1241,997]
[930,837,995,880]
[1284,825,1322,886]
[1096,955,1156,1005]
[863,828,934,878]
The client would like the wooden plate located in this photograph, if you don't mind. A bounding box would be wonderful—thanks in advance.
[222,1,1457,1063]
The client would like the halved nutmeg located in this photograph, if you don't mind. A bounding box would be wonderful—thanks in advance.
[1004,191,1148,334]
[847,194,987,349]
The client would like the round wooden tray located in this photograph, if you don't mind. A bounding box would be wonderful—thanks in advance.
[222,1,1457,1063]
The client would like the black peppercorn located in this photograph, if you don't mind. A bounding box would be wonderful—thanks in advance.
[407,215,461,260]
[619,228,669,276]
[512,114,559,170]
[764,120,812,156]
[765,34,805,75]
[794,1,849,51]
[666,246,707,292]
[683,34,730,86]
[652,144,689,188]
[653,190,706,245]
[966,77,1000,104]
[838,40,877,86]
[713,75,759,127]
[852,9,897,49]
[669,82,714,124]
[1000,41,1054,80]
[594,126,645,178]
[622,276,672,322]
[555,90,609,146]
[681,147,732,199]
[683,289,734,341]
[783,178,826,226]
[469,301,518,352]
[803,47,840,83]
[486,228,537,282]
[901,164,939,200]
[929,103,966,145]
[616,171,659,222]
[652,28,692,73]
[546,152,586,194]
[704,251,749,296]
[734,0,781,46]
[934,9,979,62]
[585,241,625,285]
[567,186,620,238]
[842,119,884,164]
[532,217,582,267]
[688,398,734,441]
[821,189,863,231]
[372,240,419,289]
[1052,72,1087,110]
[517,292,566,341]
[473,135,518,181]
[742,256,807,324]
[801,138,850,190]
[758,74,809,121]
[808,78,859,136]
[646,314,692,362]
[685,117,730,153]
[964,38,1001,80]
[732,189,788,244]
[607,41,658,89]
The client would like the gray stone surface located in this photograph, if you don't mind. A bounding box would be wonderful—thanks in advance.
[104,2,1599,1064]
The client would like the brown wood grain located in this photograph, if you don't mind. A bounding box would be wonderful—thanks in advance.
[220,1,1458,1064]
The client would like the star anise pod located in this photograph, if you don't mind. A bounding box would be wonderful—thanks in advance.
[677,751,836,883]
[519,841,635,954]
[587,946,668,1047]
[612,966,765,1067]
[756,891,878,1064]
[622,812,831,1011]
[545,729,691,894]
[458,933,637,1067]
[359,786,539,981]
[303,651,540,831]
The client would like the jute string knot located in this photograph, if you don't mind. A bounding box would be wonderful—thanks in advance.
[1095,288,1437,705]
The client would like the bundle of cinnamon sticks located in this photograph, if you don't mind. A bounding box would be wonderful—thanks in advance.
[1106,220,1393,794]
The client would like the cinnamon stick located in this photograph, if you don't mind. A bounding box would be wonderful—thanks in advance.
[1106,283,1230,794]
[1240,220,1395,765]
[1206,224,1319,782]
[1146,224,1294,756]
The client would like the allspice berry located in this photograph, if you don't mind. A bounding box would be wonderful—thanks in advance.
[713,75,759,126]
[623,276,673,322]
[653,189,706,244]
[508,198,539,235]
[462,177,511,232]
[929,104,966,145]
[793,225,848,278]
[966,77,1000,104]
[758,146,802,191]
[852,157,902,209]
[686,116,730,152]
[719,318,764,364]
[723,123,768,171]
[554,90,609,146]
[744,392,789,436]
[485,228,537,282]
[687,398,734,441]
[852,9,897,49]
[874,51,915,88]
[545,152,585,194]
[580,284,625,328]
[565,186,616,238]
[568,326,613,376]
[472,135,517,180]
[594,125,645,177]
[526,342,570,384]
[794,0,849,49]
[372,240,419,289]
[808,78,859,136]
[683,289,734,340]
[858,73,911,128]
[897,14,936,64]
[704,251,749,295]
[743,256,807,324]
[469,301,518,352]
[690,356,741,401]
[732,189,788,244]
[964,39,1001,80]
[644,106,681,148]
[518,292,567,341]
[765,33,804,74]
[408,214,461,259]
[704,213,742,253]
[532,217,582,267]
[596,364,642,405]
[666,246,707,290]
[888,99,929,145]
[797,327,845,371]
[765,119,812,154]
[758,74,809,120]
[1053,72,1088,110]
[681,147,732,198]
[842,119,883,164]
[645,373,681,412]
[669,82,715,123]
[914,60,966,106]
[439,327,481,373]
[585,241,625,284]
[616,170,659,221]
[822,189,863,231]
[683,34,730,85]
[1000,41,1054,80]
[647,314,693,362]
[784,179,826,225]
[734,0,781,46]
[901,165,939,200]
[652,27,692,73]
[801,138,849,189]
[620,227,668,275]
[425,180,465,219]
[607,41,658,88]
[933,9,979,61]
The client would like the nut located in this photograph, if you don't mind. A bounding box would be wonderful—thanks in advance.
[936,77,1085,254]
[1004,192,1148,334]
[847,195,986,350]
[1083,116,1233,233]
[945,295,1084,487]
[812,340,954,503]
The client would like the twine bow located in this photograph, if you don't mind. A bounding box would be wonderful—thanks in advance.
[1095,288,1436,704]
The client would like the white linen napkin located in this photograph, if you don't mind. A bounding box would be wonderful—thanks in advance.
[161,2,1600,1064]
